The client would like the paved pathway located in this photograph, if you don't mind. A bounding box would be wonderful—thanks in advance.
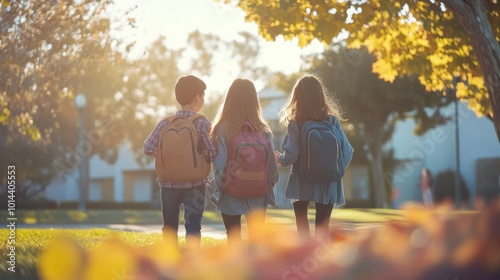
[18,221,384,240]
[18,223,228,239]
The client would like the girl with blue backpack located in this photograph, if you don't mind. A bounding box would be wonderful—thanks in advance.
[210,78,279,246]
[274,75,353,242]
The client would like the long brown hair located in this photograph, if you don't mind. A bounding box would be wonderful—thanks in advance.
[279,75,343,124]
[212,78,271,142]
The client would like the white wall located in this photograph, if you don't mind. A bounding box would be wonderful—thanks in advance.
[88,181,102,201]
[458,105,500,196]
[46,142,154,203]
[391,102,500,208]
[45,170,80,203]
[88,143,155,202]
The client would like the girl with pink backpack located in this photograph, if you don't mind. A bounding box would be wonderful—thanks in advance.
[210,78,279,246]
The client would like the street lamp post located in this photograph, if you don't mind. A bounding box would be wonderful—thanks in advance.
[452,77,461,209]
[75,94,87,211]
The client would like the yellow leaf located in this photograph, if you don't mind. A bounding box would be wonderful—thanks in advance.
[84,239,137,280]
[38,237,84,280]
[297,32,311,48]
[452,239,481,267]
[0,107,10,124]
[145,231,181,269]
[372,59,397,82]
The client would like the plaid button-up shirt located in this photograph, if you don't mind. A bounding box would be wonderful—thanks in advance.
[143,109,217,188]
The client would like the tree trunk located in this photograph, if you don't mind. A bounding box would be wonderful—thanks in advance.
[370,145,387,208]
[443,0,500,142]
[365,122,387,208]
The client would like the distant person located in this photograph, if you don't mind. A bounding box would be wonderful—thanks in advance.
[144,75,216,248]
[274,75,353,242]
[210,78,279,246]
[421,168,433,207]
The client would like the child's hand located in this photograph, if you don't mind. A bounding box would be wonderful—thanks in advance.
[274,151,281,165]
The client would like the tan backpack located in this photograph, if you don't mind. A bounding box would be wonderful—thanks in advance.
[155,114,211,182]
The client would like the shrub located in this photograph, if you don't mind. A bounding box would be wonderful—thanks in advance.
[0,197,58,210]
[433,169,469,205]
[57,201,159,210]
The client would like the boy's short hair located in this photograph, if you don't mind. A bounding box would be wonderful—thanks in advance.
[175,75,206,105]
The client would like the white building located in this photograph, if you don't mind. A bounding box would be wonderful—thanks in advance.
[390,102,500,208]
[46,143,158,206]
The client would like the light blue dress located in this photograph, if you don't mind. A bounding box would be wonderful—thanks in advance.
[278,116,354,206]
[210,132,279,215]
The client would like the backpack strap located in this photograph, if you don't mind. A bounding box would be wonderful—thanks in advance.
[186,114,209,156]
[165,115,176,123]
[187,113,204,123]
[297,119,304,131]
[296,119,304,149]
[166,114,203,125]
[328,115,337,126]
[241,121,257,132]
[160,116,177,129]
[329,115,344,180]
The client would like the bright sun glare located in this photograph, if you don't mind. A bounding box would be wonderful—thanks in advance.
[110,0,324,97]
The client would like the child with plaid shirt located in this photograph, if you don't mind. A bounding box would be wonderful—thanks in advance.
[144,75,216,248]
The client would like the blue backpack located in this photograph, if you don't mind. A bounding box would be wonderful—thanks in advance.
[296,116,340,184]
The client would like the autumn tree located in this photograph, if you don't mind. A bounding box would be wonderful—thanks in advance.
[228,0,500,140]
[0,0,139,197]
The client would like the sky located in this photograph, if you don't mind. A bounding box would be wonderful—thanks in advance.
[110,0,324,98]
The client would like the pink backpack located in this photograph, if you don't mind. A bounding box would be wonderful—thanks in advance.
[222,122,271,197]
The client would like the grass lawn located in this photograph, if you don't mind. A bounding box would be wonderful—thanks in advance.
[0,228,226,280]
[0,208,406,225]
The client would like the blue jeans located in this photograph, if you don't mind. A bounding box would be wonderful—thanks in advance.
[160,185,206,239]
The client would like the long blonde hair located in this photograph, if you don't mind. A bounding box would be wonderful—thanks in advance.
[279,75,343,124]
[212,78,271,142]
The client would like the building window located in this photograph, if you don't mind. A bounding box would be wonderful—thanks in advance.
[124,171,154,202]
[89,178,114,201]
